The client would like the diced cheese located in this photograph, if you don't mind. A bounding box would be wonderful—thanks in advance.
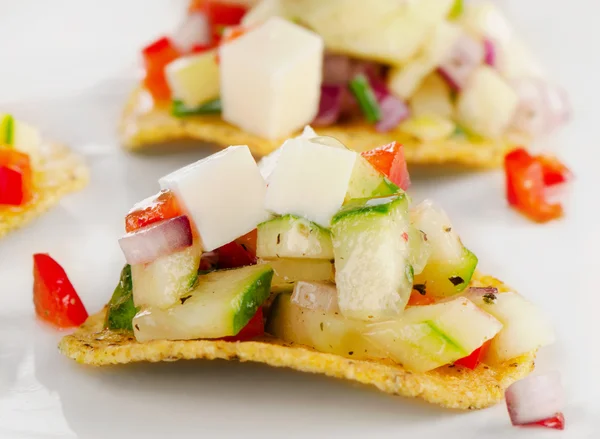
[265,138,356,227]
[457,66,519,138]
[159,145,271,251]
[258,125,319,181]
[219,17,324,139]
[165,51,220,108]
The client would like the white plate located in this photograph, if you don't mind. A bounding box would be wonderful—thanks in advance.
[0,1,598,438]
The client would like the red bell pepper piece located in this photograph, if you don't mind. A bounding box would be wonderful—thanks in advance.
[142,36,181,101]
[125,190,182,232]
[0,148,32,206]
[454,339,492,369]
[527,412,565,430]
[538,155,572,186]
[504,148,568,223]
[33,254,88,328]
[407,291,436,307]
[235,229,257,257]
[361,141,411,190]
[221,308,264,341]
[214,240,257,269]
[188,1,248,44]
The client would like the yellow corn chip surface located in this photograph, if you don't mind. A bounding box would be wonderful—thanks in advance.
[120,87,516,167]
[59,272,535,410]
[0,143,89,238]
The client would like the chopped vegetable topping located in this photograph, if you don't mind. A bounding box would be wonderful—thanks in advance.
[360,141,411,190]
[171,98,222,117]
[348,74,381,123]
[125,190,182,233]
[189,0,248,44]
[448,0,464,19]
[0,148,32,206]
[142,37,181,101]
[105,265,137,331]
[504,148,570,223]
[220,308,264,341]
[214,240,257,269]
[33,254,88,328]
[454,339,491,370]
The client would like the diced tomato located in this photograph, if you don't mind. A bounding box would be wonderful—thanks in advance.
[527,412,565,430]
[191,43,214,53]
[361,141,411,190]
[407,291,436,307]
[188,1,248,43]
[142,36,181,101]
[33,253,88,329]
[221,308,264,341]
[455,339,491,370]
[504,148,567,223]
[538,155,572,186]
[0,148,32,206]
[125,190,182,232]
[215,240,257,269]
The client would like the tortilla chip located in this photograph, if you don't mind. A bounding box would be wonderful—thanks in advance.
[120,87,516,167]
[59,272,535,409]
[0,143,89,238]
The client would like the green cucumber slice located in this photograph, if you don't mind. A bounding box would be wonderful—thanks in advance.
[171,98,222,117]
[345,155,400,201]
[267,293,386,361]
[256,215,333,260]
[411,200,478,296]
[332,194,412,320]
[267,258,335,292]
[105,265,138,331]
[133,264,273,341]
[1,114,14,146]
[131,243,201,309]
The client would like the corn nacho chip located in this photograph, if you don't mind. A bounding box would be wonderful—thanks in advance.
[58,272,535,410]
[0,143,89,238]
[120,87,516,168]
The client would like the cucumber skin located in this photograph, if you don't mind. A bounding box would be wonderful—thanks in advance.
[257,214,333,260]
[105,265,138,331]
[332,193,408,224]
[414,247,478,296]
[1,114,14,146]
[232,268,274,334]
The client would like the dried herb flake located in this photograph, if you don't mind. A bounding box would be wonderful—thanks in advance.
[413,283,427,295]
[449,276,464,286]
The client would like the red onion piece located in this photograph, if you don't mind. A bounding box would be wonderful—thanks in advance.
[313,85,344,127]
[119,215,193,265]
[322,54,352,85]
[506,372,565,428]
[172,12,211,53]
[199,251,219,271]
[376,95,410,132]
[483,38,496,67]
[467,286,499,295]
[438,34,485,90]
[291,281,340,313]
[511,78,571,136]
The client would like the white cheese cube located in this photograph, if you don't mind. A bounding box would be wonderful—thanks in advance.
[159,146,271,251]
[457,66,519,137]
[265,139,356,227]
[219,17,324,139]
[166,51,220,108]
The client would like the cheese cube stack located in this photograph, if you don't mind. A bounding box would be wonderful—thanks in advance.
[159,146,271,251]
[265,137,357,227]
[219,17,324,139]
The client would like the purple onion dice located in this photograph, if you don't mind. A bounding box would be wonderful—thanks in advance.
[438,34,485,90]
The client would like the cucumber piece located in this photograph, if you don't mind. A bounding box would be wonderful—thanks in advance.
[345,155,399,201]
[408,225,431,275]
[412,200,478,296]
[133,264,273,342]
[171,98,222,117]
[464,291,555,363]
[105,265,138,331]
[256,215,333,260]
[365,297,502,372]
[131,243,201,309]
[332,194,412,320]
[0,114,41,160]
[267,258,335,292]
[267,293,386,361]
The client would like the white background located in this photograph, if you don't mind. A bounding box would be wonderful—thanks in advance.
[0,1,598,438]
